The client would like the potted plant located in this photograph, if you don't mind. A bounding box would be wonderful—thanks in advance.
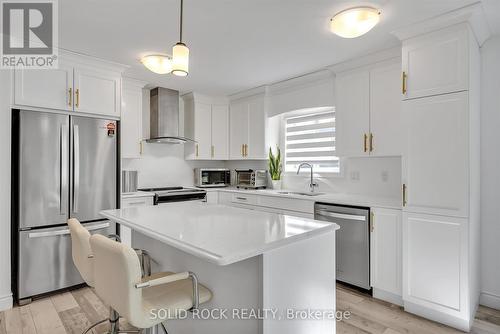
[268,146,282,190]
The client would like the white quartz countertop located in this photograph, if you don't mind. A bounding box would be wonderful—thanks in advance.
[121,191,155,199]
[100,202,338,266]
[207,187,402,210]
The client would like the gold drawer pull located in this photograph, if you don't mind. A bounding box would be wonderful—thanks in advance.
[402,71,407,94]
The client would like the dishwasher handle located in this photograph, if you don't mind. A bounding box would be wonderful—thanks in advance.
[315,210,366,221]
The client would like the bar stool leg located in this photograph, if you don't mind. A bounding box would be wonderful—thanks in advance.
[109,307,120,334]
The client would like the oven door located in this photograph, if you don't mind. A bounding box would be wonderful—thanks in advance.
[236,172,253,186]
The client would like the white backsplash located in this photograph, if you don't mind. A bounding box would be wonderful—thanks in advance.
[123,146,401,199]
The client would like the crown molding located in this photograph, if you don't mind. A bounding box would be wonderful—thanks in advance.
[391,2,491,46]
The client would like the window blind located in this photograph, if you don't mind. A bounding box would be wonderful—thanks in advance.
[285,109,339,173]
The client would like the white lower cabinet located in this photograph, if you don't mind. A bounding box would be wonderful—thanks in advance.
[403,212,468,323]
[120,195,154,246]
[370,208,402,305]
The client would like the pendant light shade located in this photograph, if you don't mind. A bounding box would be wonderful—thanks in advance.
[171,0,189,76]
[330,7,380,38]
[140,55,172,74]
[172,42,189,76]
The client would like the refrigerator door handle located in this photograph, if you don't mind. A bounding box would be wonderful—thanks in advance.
[28,222,110,238]
[60,125,68,215]
[73,124,80,213]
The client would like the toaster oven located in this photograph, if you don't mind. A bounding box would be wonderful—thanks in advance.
[235,169,267,189]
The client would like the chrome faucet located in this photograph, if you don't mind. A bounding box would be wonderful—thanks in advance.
[297,162,319,193]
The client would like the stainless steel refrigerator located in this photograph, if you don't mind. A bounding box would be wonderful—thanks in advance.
[12,109,118,304]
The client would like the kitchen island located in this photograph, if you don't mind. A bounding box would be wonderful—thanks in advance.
[100,202,339,334]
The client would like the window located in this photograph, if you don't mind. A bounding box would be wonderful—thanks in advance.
[284,108,339,174]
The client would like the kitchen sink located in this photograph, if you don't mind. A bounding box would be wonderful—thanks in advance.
[277,191,325,197]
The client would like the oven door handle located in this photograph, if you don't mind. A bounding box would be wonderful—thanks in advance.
[315,210,366,221]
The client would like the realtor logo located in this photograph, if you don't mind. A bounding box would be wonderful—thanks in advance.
[1,0,58,68]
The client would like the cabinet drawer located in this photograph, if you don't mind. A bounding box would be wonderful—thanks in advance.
[121,196,154,208]
[257,195,314,214]
[231,193,258,205]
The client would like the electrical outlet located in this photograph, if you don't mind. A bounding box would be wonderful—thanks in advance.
[381,171,389,182]
[350,171,360,181]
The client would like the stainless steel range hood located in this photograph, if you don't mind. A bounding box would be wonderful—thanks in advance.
[146,87,195,144]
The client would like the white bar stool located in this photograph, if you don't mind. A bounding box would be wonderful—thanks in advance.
[90,234,213,334]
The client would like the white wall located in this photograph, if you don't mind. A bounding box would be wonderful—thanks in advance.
[0,70,12,311]
[480,36,500,309]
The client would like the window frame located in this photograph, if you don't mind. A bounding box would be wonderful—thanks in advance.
[279,107,344,178]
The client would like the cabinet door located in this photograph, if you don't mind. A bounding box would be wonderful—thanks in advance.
[370,208,402,298]
[14,63,73,111]
[121,86,143,158]
[403,212,465,314]
[229,102,249,159]
[402,26,468,100]
[402,91,468,217]
[335,70,370,157]
[369,63,402,156]
[211,104,229,159]
[247,98,267,159]
[74,68,120,117]
[193,102,212,159]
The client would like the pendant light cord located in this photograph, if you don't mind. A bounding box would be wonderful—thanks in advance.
[179,0,183,43]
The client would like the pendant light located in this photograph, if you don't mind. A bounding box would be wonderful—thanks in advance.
[171,0,189,76]
[330,7,380,38]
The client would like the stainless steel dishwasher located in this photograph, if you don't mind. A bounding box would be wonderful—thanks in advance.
[314,203,370,290]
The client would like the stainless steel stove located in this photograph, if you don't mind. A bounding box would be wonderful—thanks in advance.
[137,187,207,205]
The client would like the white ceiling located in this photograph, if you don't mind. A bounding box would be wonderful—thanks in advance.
[60,0,500,96]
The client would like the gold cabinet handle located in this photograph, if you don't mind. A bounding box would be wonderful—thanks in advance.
[369,133,374,152]
[402,183,407,206]
[244,144,248,157]
[75,88,80,108]
[241,144,244,157]
[370,212,374,232]
[402,71,407,95]
[364,134,368,153]
[139,141,143,155]
[211,145,214,158]
[68,88,72,106]
[195,144,199,157]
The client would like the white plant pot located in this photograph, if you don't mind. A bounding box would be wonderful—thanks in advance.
[271,180,282,190]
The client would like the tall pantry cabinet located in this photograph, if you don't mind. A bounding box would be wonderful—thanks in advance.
[396,22,481,331]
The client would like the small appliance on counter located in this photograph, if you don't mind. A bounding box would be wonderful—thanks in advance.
[235,169,267,189]
[194,168,231,188]
[122,170,138,193]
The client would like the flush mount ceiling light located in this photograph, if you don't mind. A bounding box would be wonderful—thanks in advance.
[171,0,189,76]
[140,55,172,74]
[330,7,380,38]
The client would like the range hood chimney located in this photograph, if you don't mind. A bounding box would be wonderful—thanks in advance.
[146,87,194,144]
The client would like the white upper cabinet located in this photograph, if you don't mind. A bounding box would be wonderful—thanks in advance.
[402,91,468,217]
[402,25,468,100]
[14,62,74,111]
[370,208,402,304]
[13,53,125,118]
[369,63,403,156]
[184,94,229,160]
[229,101,248,159]
[73,68,121,117]
[121,79,146,159]
[335,70,370,157]
[229,94,267,160]
[211,104,229,160]
[335,60,402,157]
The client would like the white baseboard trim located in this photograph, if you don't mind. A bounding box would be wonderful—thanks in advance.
[373,288,403,306]
[404,301,470,332]
[0,293,13,312]
[480,291,500,310]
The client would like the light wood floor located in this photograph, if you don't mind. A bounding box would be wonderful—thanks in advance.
[0,285,499,334]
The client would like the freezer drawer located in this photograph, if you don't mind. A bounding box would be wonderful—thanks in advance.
[18,221,115,300]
